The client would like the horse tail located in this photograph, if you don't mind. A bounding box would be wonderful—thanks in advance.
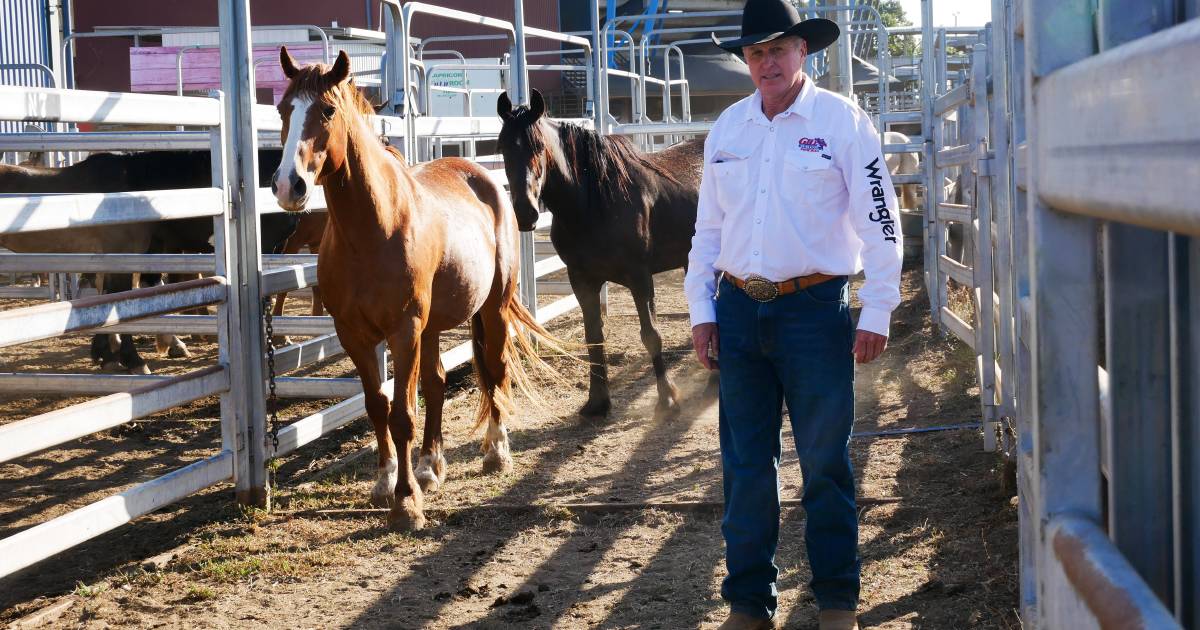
[468,291,580,432]
[468,312,505,432]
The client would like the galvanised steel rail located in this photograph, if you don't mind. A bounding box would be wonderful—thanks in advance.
[0,81,242,578]
[920,0,1200,625]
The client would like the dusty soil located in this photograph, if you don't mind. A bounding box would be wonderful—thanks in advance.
[0,268,1018,629]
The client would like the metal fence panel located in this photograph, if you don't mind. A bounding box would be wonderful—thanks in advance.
[1033,19,1200,234]
[1024,4,1105,626]
[0,0,56,137]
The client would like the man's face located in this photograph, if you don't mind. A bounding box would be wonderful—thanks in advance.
[743,36,807,100]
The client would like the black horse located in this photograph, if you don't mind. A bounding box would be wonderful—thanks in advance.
[497,89,704,419]
[0,149,297,373]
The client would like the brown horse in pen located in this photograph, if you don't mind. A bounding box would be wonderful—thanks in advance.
[274,48,558,531]
[497,90,704,419]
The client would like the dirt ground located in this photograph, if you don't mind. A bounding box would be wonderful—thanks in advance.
[0,267,1018,629]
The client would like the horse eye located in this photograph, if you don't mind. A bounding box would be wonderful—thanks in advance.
[321,105,336,120]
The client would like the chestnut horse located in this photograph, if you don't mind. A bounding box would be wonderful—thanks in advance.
[497,90,704,419]
[274,47,556,531]
[272,213,327,319]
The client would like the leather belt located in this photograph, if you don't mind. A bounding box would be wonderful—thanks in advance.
[723,272,839,302]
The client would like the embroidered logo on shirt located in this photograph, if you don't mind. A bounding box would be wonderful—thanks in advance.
[797,137,828,153]
[865,158,899,243]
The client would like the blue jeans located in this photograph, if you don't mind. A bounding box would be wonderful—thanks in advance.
[715,275,859,619]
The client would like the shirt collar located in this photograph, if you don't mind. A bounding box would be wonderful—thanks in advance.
[744,74,817,124]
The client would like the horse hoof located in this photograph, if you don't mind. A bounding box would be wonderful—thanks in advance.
[386,499,426,532]
[415,469,441,493]
[415,454,447,493]
[655,381,682,419]
[273,336,293,347]
[655,398,682,421]
[167,344,191,359]
[370,457,399,506]
[481,451,513,475]
[100,361,125,374]
[578,398,611,419]
[129,363,152,376]
[370,491,396,508]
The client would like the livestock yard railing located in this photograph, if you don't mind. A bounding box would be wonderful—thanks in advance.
[0,85,239,579]
[919,0,1200,626]
[1016,1,1197,626]
[919,29,1000,451]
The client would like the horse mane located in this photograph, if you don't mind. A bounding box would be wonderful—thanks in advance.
[280,63,374,117]
[547,121,681,204]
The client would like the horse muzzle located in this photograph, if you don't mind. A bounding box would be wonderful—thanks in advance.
[272,168,311,212]
[514,205,540,232]
[278,195,310,213]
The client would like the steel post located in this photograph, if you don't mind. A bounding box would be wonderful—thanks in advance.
[218,0,270,508]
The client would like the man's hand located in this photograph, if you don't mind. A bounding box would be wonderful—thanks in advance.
[692,323,719,370]
[853,330,888,364]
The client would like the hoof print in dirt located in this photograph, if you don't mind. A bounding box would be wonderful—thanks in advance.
[509,590,536,605]
[491,590,540,621]
[503,603,541,622]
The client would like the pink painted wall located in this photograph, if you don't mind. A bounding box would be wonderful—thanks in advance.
[72,0,370,93]
[129,44,326,104]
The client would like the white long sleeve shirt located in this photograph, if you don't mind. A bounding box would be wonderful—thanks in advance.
[684,77,904,336]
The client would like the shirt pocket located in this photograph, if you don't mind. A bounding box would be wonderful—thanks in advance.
[783,149,839,193]
[710,149,755,212]
[783,149,843,231]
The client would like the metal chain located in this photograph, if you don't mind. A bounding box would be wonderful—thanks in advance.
[262,296,281,462]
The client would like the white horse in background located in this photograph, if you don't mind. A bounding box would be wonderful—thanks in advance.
[883,131,920,212]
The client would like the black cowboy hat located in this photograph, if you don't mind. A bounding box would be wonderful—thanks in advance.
[712,0,840,57]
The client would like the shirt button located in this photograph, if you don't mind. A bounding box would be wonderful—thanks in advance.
[769,127,775,132]
[759,188,766,194]
[753,250,760,256]
[765,157,771,162]
[756,218,762,224]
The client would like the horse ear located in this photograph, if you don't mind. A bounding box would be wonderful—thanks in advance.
[326,50,352,86]
[530,89,546,119]
[280,46,300,79]
[497,92,513,120]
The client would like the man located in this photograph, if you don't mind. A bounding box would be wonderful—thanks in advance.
[684,1,903,628]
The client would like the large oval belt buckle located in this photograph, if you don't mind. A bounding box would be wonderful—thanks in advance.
[742,275,779,302]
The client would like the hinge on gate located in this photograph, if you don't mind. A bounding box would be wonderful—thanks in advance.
[977,157,995,177]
